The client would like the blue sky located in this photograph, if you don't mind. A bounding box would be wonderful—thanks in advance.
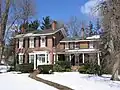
[35,0,96,23]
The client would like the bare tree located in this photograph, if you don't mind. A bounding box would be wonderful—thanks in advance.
[0,0,36,63]
[66,16,84,37]
[99,0,120,81]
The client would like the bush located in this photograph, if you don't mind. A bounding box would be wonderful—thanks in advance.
[16,63,34,73]
[78,65,87,74]
[55,61,71,69]
[78,63,102,76]
[53,64,65,72]
[38,65,53,74]
[65,68,71,72]
[53,61,71,72]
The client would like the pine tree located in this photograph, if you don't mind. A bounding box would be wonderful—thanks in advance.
[88,21,93,36]
[29,20,40,30]
[96,18,101,34]
[40,16,52,30]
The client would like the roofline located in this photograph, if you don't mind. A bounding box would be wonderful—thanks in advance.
[60,39,100,43]
[14,28,66,38]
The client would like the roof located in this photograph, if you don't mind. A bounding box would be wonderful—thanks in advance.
[14,27,66,38]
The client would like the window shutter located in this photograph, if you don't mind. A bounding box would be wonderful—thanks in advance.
[28,38,29,48]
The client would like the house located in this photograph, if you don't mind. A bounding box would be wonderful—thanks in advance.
[14,21,100,69]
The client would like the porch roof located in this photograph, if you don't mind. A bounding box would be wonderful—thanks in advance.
[56,49,100,54]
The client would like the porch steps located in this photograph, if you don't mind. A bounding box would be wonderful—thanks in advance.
[71,66,80,72]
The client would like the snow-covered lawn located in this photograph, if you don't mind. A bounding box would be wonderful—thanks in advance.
[37,72,120,90]
[0,72,57,90]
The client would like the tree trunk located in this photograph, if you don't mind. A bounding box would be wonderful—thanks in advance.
[111,54,120,81]
[0,0,10,63]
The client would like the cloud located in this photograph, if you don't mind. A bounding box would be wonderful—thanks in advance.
[81,0,105,17]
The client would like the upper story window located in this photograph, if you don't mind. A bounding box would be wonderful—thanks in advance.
[75,42,80,49]
[41,36,46,47]
[89,41,94,49]
[69,42,74,49]
[65,42,69,49]
[80,42,89,49]
[29,37,34,48]
[19,38,23,48]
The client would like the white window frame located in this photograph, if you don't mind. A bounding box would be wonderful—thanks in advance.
[40,36,46,47]
[65,42,69,49]
[29,37,34,48]
[89,41,94,49]
[33,51,50,65]
[19,38,23,48]
[19,53,23,64]
[29,55,34,64]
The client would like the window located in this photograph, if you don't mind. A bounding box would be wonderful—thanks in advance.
[19,55,23,64]
[80,42,89,49]
[69,42,74,49]
[75,42,80,49]
[30,37,34,48]
[19,38,23,48]
[29,55,34,64]
[89,41,94,49]
[41,36,46,47]
[65,43,69,49]
[37,54,45,63]
[42,38,45,43]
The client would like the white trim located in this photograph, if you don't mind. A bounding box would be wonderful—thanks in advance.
[82,53,85,63]
[60,39,99,43]
[14,28,66,38]
[34,53,36,69]
[40,36,46,47]
[67,49,98,52]
[97,53,100,65]
[18,53,24,55]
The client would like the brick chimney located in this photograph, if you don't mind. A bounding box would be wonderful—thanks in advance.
[21,26,25,33]
[52,21,57,30]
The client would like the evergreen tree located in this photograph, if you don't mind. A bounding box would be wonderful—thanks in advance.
[40,16,52,30]
[88,21,93,36]
[96,18,101,34]
[29,20,40,30]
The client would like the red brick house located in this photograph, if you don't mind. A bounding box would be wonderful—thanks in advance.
[14,21,100,69]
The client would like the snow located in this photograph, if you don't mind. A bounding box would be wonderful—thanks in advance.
[86,35,100,39]
[0,72,57,90]
[37,72,120,90]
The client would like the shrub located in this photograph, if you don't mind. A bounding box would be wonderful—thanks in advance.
[16,63,34,73]
[38,65,53,74]
[65,68,71,72]
[53,64,65,72]
[55,61,71,69]
[78,65,87,74]
[78,63,102,76]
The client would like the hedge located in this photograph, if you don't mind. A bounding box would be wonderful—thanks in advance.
[16,63,34,73]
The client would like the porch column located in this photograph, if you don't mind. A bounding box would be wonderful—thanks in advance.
[69,54,71,61]
[57,54,58,61]
[97,53,100,65]
[34,54,36,69]
[82,53,85,63]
